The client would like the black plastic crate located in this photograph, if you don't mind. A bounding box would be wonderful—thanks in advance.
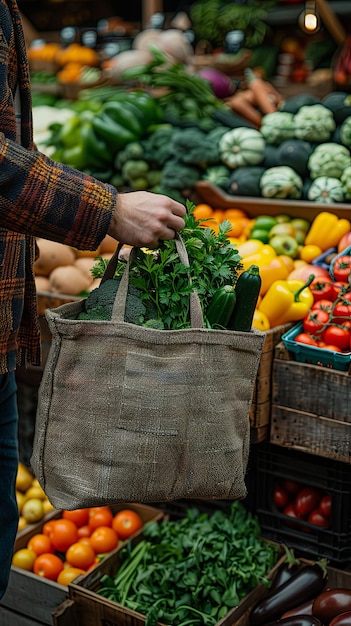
[254,442,351,565]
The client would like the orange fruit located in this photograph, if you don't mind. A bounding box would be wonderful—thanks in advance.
[193,204,213,220]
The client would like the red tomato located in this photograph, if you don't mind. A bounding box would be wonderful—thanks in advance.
[273,483,289,510]
[62,509,90,527]
[294,486,321,517]
[333,301,351,319]
[323,344,342,352]
[283,503,301,529]
[33,553,64,581]
[282,479,302,495]
[331,282,348,300]
[307,509,330,527]
[65,541,96,569]
[310,278,335,302]
[303,309,330,335]
[49,519,79,552]
[294,333,318,346]
[323,325,351,351]
[333,255,351,282]
[88,506,113,530]
[318,495,332,518]
[312,299,334,313]
[111,509,143,540]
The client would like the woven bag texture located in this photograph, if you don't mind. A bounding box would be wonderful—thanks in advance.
[31,236,265,509]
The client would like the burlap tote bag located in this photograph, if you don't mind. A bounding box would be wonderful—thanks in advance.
[31,235,265,510]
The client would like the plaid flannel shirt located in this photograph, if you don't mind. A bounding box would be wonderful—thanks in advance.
[0,0,117,373]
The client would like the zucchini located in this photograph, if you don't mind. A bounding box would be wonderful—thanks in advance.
[228,265,261,332]
[206,285,236,329]
[212,108,256,129]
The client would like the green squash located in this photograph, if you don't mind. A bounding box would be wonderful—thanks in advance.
[260,166,303,200]
[219,127,265,169]
[322,91,351,125]
[340,116,351,149]
[294,104,335,143]
[340,165,351,199]
[279,93,321,114]
[261,144,280,169]
[228,166,265,197]
[277,139,313,178]
[260,111,295,145]
[308,142,351,179]
[307,176,345,203]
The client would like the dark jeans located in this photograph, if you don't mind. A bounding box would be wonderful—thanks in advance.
[0,371,19,600]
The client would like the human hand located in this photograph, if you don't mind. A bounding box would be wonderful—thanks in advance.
[108,191,186,248]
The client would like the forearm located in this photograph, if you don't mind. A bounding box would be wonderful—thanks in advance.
[0,135,116,250]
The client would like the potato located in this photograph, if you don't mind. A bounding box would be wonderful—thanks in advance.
[34,239,76,276]
[49,265,92,295]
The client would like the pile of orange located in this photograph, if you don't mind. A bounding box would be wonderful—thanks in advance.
[12,506,143,586]
[193,203,251,241]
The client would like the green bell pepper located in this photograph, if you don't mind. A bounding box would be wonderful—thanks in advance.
[102,101,144,137]
[91,113,137,153]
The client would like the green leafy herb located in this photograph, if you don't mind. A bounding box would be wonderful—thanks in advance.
[97,501,279,625]
[90,200,242,329]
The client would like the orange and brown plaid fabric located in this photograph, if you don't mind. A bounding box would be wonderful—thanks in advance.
[0,0,117,373]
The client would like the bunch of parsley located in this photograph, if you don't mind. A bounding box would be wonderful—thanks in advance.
[91,200,242,329]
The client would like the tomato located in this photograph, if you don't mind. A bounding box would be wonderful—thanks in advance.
[49,519,79,552]
[111,509,143,540]
[12,548,37,571]
[333,301,351,320]
[62,508,90,527]
[27,533,54,556]
[273,483,289,510]
[283,503,301,529]
[294,333,318,346]
[42,520,56,537]
[333,255,351,282]
[310,278,335,302]
[88,506,113,530]
[323,344,342,352]
[312,299,334,313]
[282,479,302,495]
[307,509,330,527]
[318,494,332,518]
[57,567,86,586]
[323,325,351,351]
[303,309,330,335]
[331,281,348,300]
[89,526,119,553]
[77,524,92,538]
[65,541,96,569]
[294,486,321,517]
[33,553,64,580]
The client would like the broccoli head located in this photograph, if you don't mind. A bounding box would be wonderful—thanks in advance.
[77,278,150,325]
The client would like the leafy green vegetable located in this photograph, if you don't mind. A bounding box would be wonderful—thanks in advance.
[97,501,279,626]
[89,201,242,329]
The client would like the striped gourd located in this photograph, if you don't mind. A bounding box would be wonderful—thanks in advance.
[307,176,345,203]
[219,127,265,169]
[260,165,303,199]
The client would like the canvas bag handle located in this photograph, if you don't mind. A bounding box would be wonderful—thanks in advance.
[101,234,204,328]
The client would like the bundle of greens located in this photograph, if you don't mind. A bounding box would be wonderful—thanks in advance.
[81,200,242,329]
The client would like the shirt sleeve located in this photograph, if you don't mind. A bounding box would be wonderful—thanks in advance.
[0,133,117,251]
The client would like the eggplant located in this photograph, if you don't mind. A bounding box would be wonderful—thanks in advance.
[312,589,351,624]
[250,561,328,625]
[268,547,301,594]
[261,616,322,626]
[330,611,351,625]
[281,599,314,618]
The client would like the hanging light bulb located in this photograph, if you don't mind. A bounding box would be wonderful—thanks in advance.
[299,1,320,33]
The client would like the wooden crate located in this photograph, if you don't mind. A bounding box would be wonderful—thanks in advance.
[68,535,284,626]
[0,504,163,626]
[249,324,292,435]
[270,342,351,463]
[0,605,45,626]
[194,181,351,220]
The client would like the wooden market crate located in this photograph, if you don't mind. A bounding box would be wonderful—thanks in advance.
[0,504,163,626]
[68,532,285,626]
[270,342,351,463]
[194,181,351,221]
[249,323,292,440]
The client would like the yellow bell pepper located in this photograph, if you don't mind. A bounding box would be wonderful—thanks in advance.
[259,257,289,296]
[258,275,314,328]
[252,309,270,331]
[241,244,276,271]
[304,212,351,252]
[236,239,264,258]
